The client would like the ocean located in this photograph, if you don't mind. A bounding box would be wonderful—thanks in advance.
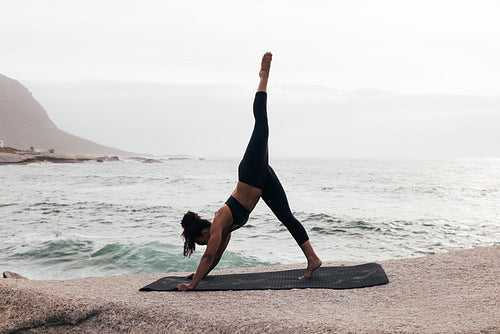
[1,158,498,280]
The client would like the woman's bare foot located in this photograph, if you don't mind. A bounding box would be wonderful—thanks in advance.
[299,257,323,280]
[298,240,322,279]
[257,52,272,92]
[259,52,272,78]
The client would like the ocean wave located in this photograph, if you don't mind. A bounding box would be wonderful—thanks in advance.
[0,203,18,208]
[32,202,70,207]
[301,213,381,235]
[3,238,277,280]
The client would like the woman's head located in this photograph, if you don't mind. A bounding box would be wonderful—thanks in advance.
[180,211,212,257]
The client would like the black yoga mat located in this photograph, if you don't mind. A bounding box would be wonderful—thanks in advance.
[139,263,388,291]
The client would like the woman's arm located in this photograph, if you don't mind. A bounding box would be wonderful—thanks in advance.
[178,205,234,290]
[184,232,232,279]
[177,225,222,290]
[205,232,231,276]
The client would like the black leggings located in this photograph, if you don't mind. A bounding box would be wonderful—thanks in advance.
[238,92,309,245]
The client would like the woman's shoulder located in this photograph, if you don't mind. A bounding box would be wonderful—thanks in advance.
[213,205,233,230]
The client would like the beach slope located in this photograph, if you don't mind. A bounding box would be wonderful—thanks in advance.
[1,245,498,333]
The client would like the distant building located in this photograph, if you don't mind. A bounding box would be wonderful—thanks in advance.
[0,139,4,148]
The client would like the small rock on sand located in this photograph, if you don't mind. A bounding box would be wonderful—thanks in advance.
[2,271,28,279]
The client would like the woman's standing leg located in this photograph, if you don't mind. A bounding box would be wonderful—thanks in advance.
[262,167,322,279]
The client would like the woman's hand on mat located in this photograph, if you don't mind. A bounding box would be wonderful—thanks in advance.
[185,273,195,279]
[177,283,195,291]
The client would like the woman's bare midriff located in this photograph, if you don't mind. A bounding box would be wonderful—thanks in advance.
[216,182,262,234]
[231,181,262,212]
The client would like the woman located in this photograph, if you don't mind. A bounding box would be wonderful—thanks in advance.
[178,52,322,291]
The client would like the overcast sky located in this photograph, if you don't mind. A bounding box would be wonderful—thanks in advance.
[1,0,499,158]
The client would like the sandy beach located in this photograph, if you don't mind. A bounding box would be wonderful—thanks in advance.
[1,245,498,333]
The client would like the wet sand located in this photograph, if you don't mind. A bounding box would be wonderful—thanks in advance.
[1,245,498,333]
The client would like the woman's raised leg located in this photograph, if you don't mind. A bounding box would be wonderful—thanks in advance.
[238,53,273,189]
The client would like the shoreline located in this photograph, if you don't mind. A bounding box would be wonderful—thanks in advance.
[1,245,498,333]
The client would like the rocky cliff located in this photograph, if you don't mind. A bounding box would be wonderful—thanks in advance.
[0,74,133,156]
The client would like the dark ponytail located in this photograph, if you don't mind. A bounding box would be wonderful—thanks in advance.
[181,211,212,257]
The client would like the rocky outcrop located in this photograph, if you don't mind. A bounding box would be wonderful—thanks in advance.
[0,147,120,165]
[128,157,163,163]
[0,74,133,156]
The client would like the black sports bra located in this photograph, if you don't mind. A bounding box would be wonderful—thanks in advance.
[225,195,250,226]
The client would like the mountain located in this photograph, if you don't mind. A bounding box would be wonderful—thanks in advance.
[0,74,133,156]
